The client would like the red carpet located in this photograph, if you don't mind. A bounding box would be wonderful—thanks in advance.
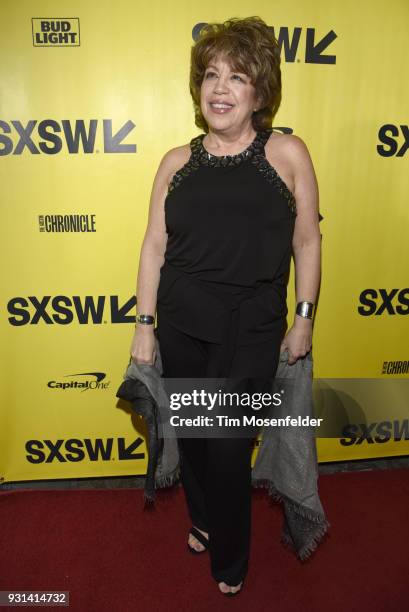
[1,468,408,611]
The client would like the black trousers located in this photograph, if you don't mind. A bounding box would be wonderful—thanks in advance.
[156,315,284,584]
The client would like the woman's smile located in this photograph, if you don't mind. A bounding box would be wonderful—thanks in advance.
[209,102,235,114]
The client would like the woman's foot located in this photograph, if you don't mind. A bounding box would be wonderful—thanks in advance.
[188,526,209,552]
[218,581,243,595]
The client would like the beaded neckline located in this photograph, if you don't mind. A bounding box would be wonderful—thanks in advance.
[190,130,266,167]
[199,131,260,162]
[167,127,297,217]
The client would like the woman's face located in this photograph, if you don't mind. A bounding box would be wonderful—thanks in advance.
[200,55,259,131]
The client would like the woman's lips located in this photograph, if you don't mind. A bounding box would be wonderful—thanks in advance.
[209,102,235,114]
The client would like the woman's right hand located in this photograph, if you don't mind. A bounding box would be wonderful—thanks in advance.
[130,325,156,365]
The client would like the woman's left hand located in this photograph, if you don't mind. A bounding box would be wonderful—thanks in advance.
[280,317,312,364]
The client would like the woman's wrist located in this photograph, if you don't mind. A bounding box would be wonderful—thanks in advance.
[293,314,313,328]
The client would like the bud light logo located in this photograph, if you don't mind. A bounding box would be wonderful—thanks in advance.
[32,18,80,47]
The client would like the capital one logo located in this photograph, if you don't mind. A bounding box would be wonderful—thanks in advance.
[48,372,110,392]
[0,119,136,155]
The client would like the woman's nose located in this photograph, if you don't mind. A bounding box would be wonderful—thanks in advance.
[213,76,229,94]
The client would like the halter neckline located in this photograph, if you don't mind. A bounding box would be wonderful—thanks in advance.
[190,129,271,167]
[168,127,297,217]
[199,130,261,160]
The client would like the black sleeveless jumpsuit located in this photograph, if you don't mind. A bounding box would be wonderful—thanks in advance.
[156,128,297,585]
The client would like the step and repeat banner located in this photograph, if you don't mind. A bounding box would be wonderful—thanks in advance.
[1,0,408,484]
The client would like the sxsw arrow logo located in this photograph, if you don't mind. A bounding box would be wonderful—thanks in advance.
[7,295,137,325]
[111,296,137,323]
[26,437,146,462]
[103,120,136,153]
[0,119,136,155]
[304,28,337,64]
[275,27,337,64]
[118,437,145,460]
[193,24,337,64]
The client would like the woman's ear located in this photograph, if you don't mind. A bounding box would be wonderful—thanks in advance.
[253,95,263,112]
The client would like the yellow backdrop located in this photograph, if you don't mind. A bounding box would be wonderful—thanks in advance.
[1,0,408,484]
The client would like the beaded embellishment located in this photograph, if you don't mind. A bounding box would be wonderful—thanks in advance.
[250,130,297,216]
[167,128,297,216]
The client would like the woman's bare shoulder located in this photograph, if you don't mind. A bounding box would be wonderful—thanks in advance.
[266,130,311,159]
[159,141,192,187]
[265,131,316,186]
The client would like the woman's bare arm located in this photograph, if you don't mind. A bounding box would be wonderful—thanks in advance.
[291,135,321,317]
[280,135,321,362]
[130,145,190,363]
[135,157,171,319]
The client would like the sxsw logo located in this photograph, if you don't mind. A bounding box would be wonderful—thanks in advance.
[193,24,337,64]
[0,120,136,155]
[32,18,80,47]
[340,420,409,445]
[26,437,145,463]
[377,124,409,157]
[7,295,137,325]
[358,289,409,316]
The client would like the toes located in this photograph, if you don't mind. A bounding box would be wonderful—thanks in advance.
[218,581,242,594]
[188,535,204,552]
[188,527,208,552]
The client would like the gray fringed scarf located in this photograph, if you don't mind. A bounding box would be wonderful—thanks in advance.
[116,333,330,561]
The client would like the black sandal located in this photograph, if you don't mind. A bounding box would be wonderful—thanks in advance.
[187,526,209,554]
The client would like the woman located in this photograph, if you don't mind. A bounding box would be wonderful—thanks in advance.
[130,16,321,596]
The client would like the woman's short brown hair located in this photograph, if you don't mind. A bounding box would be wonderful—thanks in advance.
[189,16,282,133]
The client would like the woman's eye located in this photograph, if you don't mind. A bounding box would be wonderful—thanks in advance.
[205,71,244,82]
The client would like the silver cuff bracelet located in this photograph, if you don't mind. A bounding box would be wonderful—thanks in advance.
[296,301,315,319]
[136,314,155,325]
